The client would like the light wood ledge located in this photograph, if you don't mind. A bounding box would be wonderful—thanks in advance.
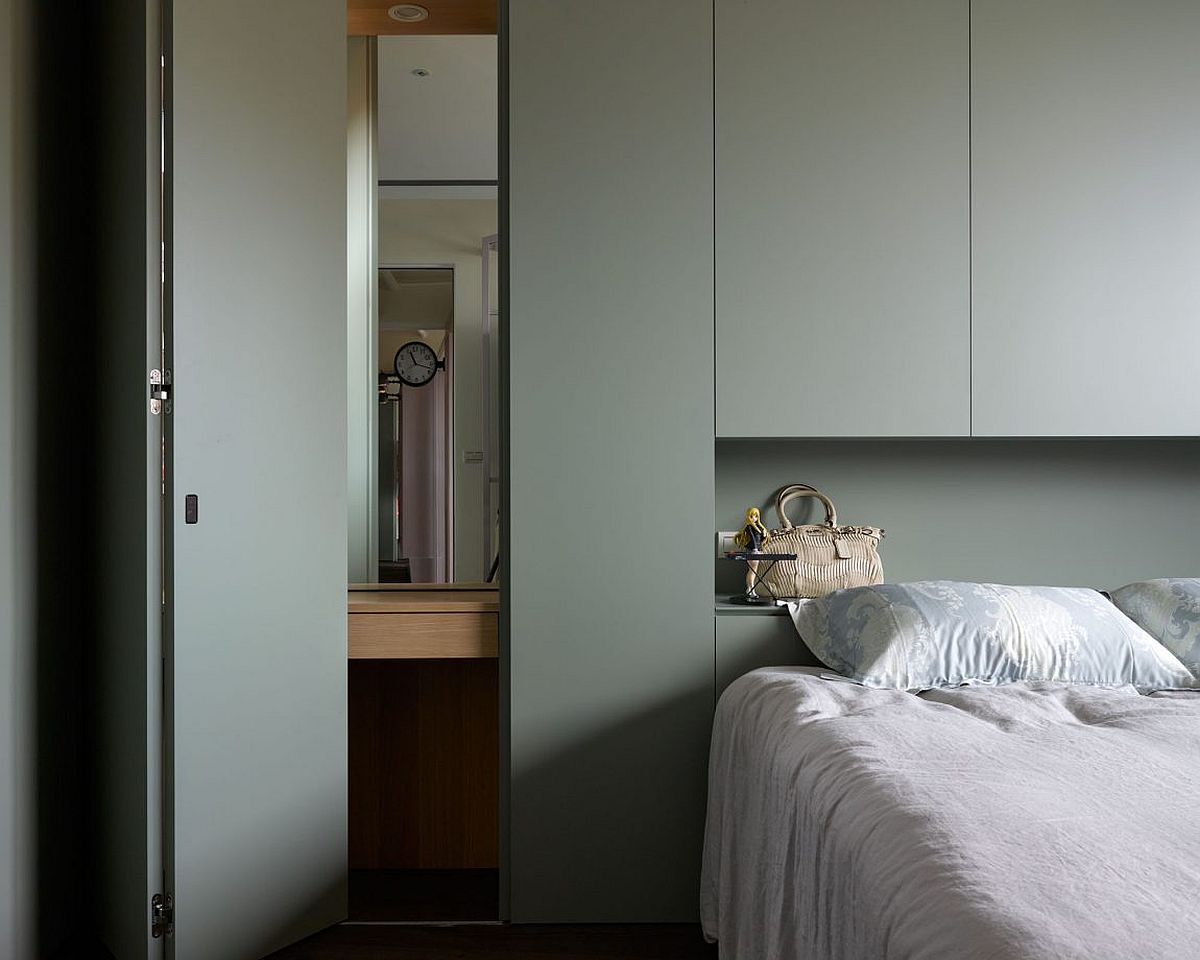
[348,587,499,615]
[348,588,499,658]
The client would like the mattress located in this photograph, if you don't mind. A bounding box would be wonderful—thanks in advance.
[701,667,1200,960]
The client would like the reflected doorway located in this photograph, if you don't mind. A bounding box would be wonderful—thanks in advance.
[378,266,453,583]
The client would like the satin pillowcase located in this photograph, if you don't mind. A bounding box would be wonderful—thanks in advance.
[788,580,1196,692]
[1109,578,1200,679]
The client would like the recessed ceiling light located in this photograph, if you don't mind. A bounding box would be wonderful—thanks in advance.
[387,3,429,22]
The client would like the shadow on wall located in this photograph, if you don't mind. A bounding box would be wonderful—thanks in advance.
[32,2,108,955]
[241,880,349,960]
[510,683,713,923]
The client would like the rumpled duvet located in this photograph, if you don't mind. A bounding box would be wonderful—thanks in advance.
[701,667,1200,960]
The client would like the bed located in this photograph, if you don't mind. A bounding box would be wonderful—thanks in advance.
[701,666,1200,960]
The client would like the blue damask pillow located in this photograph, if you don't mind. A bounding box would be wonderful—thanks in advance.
[788,581,1196,691]
[1109,579,1200,679]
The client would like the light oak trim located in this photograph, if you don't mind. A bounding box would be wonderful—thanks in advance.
[348,0,496,36]
[348,588,499,614]
[349,581,497,591]
[348,611,498,658]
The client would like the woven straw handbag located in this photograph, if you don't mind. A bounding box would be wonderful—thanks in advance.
[756,483,885,599]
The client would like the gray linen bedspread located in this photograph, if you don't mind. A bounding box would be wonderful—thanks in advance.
[701,667,1200,960]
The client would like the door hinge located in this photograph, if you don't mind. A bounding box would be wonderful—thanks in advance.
[151,892,174,939]
[150,368,172,415]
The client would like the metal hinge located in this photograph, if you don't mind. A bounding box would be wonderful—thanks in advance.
[151,892,174,939]
[150,368,172,415]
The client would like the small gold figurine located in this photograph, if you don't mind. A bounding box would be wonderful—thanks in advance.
[734,507,772,599]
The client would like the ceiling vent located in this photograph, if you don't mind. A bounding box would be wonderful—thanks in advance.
[387,3,430,22]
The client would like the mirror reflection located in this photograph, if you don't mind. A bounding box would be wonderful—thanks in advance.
[347,32,499,586]
[378,268,452,583]
[368,194,499,584]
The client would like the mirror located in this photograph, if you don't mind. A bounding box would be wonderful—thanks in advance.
[347,33,499,585]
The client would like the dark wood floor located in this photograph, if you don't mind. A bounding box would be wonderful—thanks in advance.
[265,924,718,959]
[349,869,499,921]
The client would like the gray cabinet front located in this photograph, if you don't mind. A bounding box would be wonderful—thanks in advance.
[972,0,1200,436]
[715,0,970,438]
[509,0,715,923]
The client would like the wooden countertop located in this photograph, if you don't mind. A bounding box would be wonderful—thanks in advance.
[348,586,499,615]
[348,582,496,592]
[348,587,499,658]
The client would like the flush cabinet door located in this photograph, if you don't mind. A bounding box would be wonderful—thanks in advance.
[972,0,1200,436]
[509,0,714,922]
[168,1,348,957]
[715,0,970,438]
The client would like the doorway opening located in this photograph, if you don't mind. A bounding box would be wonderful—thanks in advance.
[378,266,454,584]
[346,7,501,925]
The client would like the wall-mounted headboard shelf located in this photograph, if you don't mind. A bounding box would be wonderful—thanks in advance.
[713,437,1200,698]
[715,598,789,616]
[716,438,1200,597]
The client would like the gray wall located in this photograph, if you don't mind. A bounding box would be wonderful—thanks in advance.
[2,3,101,953]
[28,5,110,952]
[0,0,34,955]
[4,2,102,954]
[717,439,1200,595]
[508,0,714,922]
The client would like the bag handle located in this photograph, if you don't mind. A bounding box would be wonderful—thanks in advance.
[774,483,838,529]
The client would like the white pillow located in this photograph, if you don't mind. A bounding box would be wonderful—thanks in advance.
[1109,579,1200,678]
[788,580,1196,691]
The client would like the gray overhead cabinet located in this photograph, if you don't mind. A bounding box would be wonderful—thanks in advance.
[971,0,1200,436]
[715,0,971,438]
[716,0,1200,439]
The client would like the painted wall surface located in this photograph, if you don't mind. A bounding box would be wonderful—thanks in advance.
[717,439,1200,595]
[379,198,497,582]
[508,0,714,921]
[0,1,34,954]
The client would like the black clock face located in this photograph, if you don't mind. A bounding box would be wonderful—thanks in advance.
[394,340,439,387]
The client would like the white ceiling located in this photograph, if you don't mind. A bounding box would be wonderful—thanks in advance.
[377,35,498,182]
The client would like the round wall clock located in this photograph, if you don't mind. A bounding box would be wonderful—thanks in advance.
[393,340,443,387]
